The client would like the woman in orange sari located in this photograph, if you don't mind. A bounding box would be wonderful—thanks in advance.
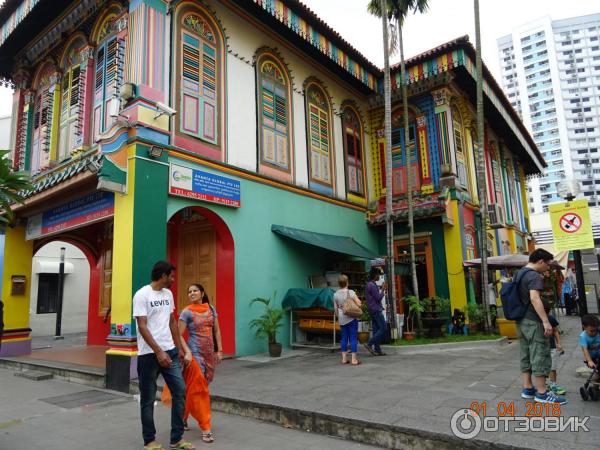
[178,284,223,443]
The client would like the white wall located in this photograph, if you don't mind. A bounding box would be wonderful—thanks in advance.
[29,242,90,337]
[208,1,373,200]
[0,115,11,150]
[226,53,257,171]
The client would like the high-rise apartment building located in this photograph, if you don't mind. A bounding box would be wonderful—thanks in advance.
[498,14,600,213]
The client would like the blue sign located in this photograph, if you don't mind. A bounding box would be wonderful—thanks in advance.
[27,191,115,240]
[170,164,241,207]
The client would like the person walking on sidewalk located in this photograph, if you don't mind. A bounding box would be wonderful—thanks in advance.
[516,249,567,405]
[363,267,387,356]
[133,261,196,450]
[334,274,362,365]
[178,284,223,442]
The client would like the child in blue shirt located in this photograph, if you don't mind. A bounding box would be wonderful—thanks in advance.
[579,314,600,372]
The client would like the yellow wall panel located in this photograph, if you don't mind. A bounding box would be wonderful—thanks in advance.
[110,145,136,324]
[443,200,467,312]
[1,226,33,329]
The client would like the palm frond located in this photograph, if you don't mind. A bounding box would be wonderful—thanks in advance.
[0,150,33,224]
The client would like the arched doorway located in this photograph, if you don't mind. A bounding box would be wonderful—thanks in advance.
[167,206,235,355]
[31,232,110,346]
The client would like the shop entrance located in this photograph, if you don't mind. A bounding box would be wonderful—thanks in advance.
[168,206,235,355]
[395,237,435,314]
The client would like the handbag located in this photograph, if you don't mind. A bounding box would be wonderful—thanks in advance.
[342,290,362,318]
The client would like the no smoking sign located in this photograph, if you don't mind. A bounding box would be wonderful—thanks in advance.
[559,212,582,234]
[550,199,593,251]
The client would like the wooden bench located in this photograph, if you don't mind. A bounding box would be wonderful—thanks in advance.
[295,307,340,333]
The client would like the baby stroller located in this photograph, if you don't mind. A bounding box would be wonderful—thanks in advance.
[579,358,600,401]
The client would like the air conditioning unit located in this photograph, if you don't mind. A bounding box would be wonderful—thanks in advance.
[488,203,504,229]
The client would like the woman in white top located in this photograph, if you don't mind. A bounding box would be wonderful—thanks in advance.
[333,274,362,365]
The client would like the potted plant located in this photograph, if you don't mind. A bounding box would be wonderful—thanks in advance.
[466,303,484,334]
[249,293,284,357]
[358,301,371,344]
[403,295,425,340]
[422,296,451,338]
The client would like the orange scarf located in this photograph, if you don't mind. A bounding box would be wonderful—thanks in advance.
[186,302,210,314]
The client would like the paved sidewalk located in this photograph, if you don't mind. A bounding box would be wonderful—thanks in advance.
[210,315,600,450]
[0,368,378,450]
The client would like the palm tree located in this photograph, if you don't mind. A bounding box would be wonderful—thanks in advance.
[473,0,491,333]
[0,150,32,225]
[369,0,430,336]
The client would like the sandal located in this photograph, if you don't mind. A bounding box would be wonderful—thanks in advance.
[144,443,165,450]
[351,360,361,365]
[202,432,215,443]
[169,441,196,450]
[341,360,350,364]
[183,419,190,431]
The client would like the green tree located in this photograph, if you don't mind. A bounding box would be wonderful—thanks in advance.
[0,151,32,225]
[368,0,430,336]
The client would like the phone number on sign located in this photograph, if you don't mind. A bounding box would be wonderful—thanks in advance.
[469,401,561,417]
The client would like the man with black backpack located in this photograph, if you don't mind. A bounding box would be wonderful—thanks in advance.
[510,249,567,405]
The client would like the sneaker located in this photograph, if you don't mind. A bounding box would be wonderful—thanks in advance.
[521,387,536,399]
[547,382,567,395]
[534,391,567,405]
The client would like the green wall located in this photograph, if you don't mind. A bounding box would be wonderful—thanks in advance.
[381,218,450,300]
[166,158,378,356]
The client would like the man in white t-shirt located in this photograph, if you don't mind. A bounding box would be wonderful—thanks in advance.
[133,261,195,450]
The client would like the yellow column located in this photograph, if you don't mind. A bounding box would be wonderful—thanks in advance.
[110,145,136,334]
[0,226,33,355]
[443,199,468,312]
[106,146,137,357]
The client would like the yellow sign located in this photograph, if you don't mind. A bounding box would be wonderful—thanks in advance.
[549,199,594,251]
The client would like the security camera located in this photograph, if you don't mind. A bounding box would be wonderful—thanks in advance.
[155,102,177,119]
[108,97,122,118]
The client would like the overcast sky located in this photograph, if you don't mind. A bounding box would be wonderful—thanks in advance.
[0,0,597,116]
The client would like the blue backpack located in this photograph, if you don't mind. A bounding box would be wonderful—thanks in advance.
[500,268,533,321]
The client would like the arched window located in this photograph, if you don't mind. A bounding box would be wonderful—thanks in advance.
[92,12,125,141]
[342,106,364,196]
[31,63,55,175]
[257,55,291,171]
[305,83,333,186]
[179,12,219,144]
[390,108,420,193]
[451,105,468,188]
[58,37,85,160]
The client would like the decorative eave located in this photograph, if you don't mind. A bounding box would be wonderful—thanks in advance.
[0,0,101,82]
[388,36,545,176]
[367,190,448,225]
[19,152,102,199]
[233,0,380,94]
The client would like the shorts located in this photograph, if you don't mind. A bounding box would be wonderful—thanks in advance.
[517,318,551,377]
[550,348,559,371]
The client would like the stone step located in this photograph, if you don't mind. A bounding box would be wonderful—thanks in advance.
[14,370,54,381]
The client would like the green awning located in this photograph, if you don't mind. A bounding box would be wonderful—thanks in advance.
[271,224,379,259]
[282,288,335,310]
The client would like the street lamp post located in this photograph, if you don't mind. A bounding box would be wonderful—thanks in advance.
[54,247,66,339]
[559,180,588,317]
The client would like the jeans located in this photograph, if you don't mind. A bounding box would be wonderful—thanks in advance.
[367,311,386,352]
[340,319,358,353]
[137,347,186,445]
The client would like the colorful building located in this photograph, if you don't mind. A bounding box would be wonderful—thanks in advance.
[0,1,543,389]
